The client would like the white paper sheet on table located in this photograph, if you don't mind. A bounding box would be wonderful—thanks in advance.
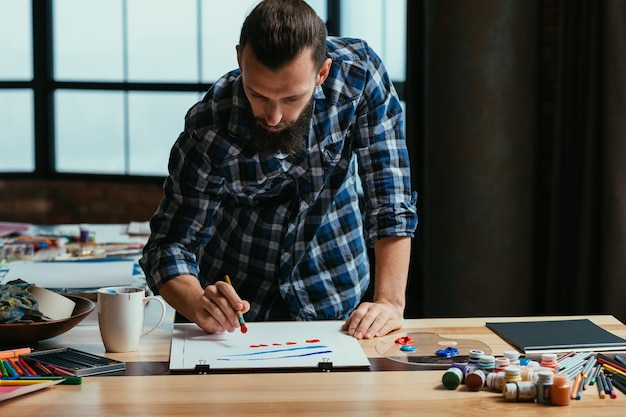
[1,259,135,289]
[169,321,371,372]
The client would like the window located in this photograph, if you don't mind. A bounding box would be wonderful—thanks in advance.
[0,0,33,173]
[0,0,406,177]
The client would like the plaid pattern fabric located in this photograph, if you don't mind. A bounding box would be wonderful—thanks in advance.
[140,37,418,321]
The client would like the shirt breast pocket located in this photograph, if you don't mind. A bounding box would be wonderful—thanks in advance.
[223,164,298,207]
[319,129,352,174]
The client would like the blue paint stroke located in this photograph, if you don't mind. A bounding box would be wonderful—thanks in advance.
[217,345,333,361]
[218,350,332,361]
[223,345,330,357]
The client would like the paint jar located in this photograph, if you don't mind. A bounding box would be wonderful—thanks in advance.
[519,357,533,367]
[450,362,468,381]
[79,223,90,243]
[442,367,464,390]
[494,357,510,372]
[468,350,484,367]
[504,381,537,402]
[478,355,495,374]
[550,374,571,406]
[540,353,558,370]
[535,371,554,404]
[502,366,522,394]
[521,367,538,382]
[503,350,521,366]
[486,371,505,392]
[463,364,478,381]
[465,369,486,392]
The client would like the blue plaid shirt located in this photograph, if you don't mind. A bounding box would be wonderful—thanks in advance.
[140,37,418,321]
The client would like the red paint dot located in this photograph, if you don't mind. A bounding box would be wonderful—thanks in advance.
[272,343,282,346]
[249,345,260,348]
[305,339,321,343]
[259,344,268,347]
[394,336,414,345]
[286,341,297,345]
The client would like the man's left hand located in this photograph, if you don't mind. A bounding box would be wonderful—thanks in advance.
[341,301,404,339]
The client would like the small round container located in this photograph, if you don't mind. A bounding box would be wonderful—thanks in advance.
[535,371,554,404]
[442,367,464,390]
[504,381,537,402]
[502,366,522,394]
[503,350,521,366]
[540,353,558,369]
[550,374,571,406]
[465,369,486,392]
[494,357,510,372]
[486,371,505,392]
[468,349,484,367]
[478,355,496,374]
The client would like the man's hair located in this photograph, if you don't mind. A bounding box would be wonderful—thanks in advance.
[239,0,328,71]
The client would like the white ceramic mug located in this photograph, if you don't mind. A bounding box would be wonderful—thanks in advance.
[97,286,167,353]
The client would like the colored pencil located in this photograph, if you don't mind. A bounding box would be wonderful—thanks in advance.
[224,275,248,334]
[0,359,8,378]
[9,358,27,376]
[3,360,19,378]
[614,353,626,367]
[0,379,52,386]
[597,353,626,373]
[582,355,597,379]
[19,376,82,385]
[589,363,602,385]
[46,364,75,377]
[603,363,626,378]
[0,347,32,360]
[605,375,618,399]
[612,378,626,395]
[571,373,582,400]
[18,358,38,376]
[600,372,611,395]
[597,370,606,399]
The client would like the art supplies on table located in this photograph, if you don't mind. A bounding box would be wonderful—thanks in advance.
[1,258,135,289]
[169,321,371,373]
[21,348,125,376]
[486,319,626,354]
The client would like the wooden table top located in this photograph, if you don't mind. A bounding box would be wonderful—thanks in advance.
[3,302,625,417]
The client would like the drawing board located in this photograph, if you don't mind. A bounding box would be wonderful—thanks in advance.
[169,321,371,372]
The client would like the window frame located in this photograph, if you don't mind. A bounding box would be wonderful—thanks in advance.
[0,0,406,181]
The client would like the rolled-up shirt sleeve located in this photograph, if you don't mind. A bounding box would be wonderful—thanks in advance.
[140,124,222,295]
[352,44,418,245]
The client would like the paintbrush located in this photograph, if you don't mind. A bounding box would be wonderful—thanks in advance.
[224,275,248,334]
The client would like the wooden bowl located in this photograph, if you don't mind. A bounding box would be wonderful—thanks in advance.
[0,294,95,348]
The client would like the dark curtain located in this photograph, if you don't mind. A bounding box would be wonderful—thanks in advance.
[404,0,626,323]
[600,0,626,323]
[538,0,603,317]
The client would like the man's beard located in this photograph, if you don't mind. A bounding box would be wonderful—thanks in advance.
[247,98,313,157]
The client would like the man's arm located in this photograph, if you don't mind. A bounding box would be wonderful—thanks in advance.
[342,235,411,339]
[159,274,250,334]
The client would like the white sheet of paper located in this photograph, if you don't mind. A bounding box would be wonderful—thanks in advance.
[169,321,371,372]
[2,259,135,289]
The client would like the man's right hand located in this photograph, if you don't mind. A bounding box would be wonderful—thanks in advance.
[159,274,250,334]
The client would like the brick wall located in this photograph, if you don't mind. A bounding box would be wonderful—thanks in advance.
[0,178,163,225]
